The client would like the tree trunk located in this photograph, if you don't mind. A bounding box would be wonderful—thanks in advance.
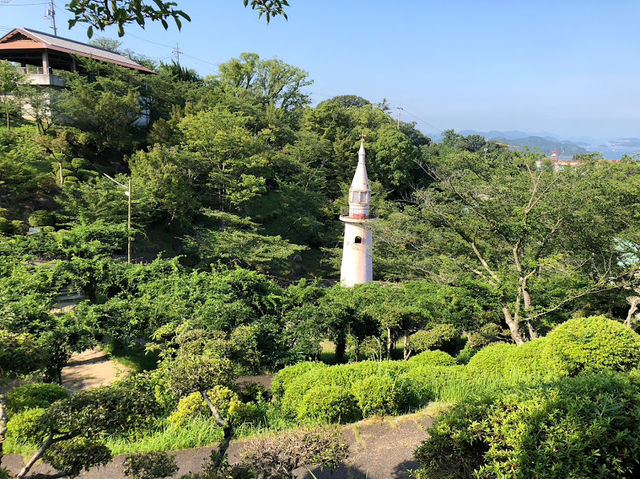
[200,391,234,470]
[625,297,640,328]
[334,334,346,363]
[386,328,392,360]
[18,433,55,478]
[502,306,525,345]
[403,334,409,360]
[522,281,538,339]
[0,395,7,459]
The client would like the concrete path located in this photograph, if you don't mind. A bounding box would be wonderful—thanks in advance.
[61,348,131,393]
[3,410,434,479]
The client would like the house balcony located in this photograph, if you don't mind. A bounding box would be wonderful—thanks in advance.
[18,66,65,87]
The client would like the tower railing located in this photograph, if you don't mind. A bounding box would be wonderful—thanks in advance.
[340,206,377,219]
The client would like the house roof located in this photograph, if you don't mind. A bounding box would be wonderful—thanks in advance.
[0,28,154,74]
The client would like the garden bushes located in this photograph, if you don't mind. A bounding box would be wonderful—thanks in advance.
[298,385,360,423]
[6,382,68,415]
[351,374,412,417]
[271,361,327,399]
[466,316,640,387]
[274,316,640,427]
[413,372,640,479]
[407,350,457,367]
[544,315,640,374]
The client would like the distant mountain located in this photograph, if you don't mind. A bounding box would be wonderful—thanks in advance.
[459,129,559,141]
[459,130,587,156]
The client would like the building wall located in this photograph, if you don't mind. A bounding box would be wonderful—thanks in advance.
[340,221,373,287]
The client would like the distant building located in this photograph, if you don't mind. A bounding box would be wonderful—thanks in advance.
[537,149,620,170]
[339,139,374,287]
[0,27,154,88]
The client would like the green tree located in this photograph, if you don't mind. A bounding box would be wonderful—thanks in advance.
[178,107,266,211]
[410,150,640,344]
[17,376,162,478]
[55,63,143,159]
[217,53,312,113]
[0,61,26,129]
[160,331,236,469]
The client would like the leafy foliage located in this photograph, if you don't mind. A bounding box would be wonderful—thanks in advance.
[239,427,348,479]
[6,383,68,416]
[43,437,112,478]
[123,452,179,479]
[413,373,640,479]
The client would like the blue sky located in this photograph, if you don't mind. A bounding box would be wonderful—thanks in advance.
[1,0,639,142]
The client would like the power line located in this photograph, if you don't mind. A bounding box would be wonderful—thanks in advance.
[172,42,182,65]
[126,32,219,68]
[0,2,49,6]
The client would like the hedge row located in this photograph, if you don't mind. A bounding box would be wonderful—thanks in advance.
[273,316,640,423]
[274,350,456,422]
[413,372,640,478]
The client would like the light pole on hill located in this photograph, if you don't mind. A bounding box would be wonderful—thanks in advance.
[103,173,132,263]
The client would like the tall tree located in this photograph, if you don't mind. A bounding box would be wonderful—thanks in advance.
[0,61,26,130]
[404,151,640,344]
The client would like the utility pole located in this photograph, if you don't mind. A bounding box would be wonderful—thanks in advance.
[127,176,132,264]
[396,106,403,130]
[172,43,183,65]
[46,0,57,36]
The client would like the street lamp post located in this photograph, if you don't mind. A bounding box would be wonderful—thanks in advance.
[103,173,132,264]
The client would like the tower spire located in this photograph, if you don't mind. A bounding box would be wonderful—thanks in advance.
[339,140,374,287]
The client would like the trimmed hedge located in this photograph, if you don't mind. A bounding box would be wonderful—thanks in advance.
[274,316,640,425]
[413,372,640,479]
[351,374,413,417]
[6,383,68,416]
[298,385,360,423]
[407,350,457,368]
[271,362,326,400]
[545,315,640,374]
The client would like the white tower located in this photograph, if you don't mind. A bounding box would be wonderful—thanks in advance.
[340,139,373,287]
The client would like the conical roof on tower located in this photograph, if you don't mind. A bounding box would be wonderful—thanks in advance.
[350,139,370,193]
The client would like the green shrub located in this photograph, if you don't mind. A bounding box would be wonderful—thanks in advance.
[545,315,640,374]
[402,365,469,404]
[28,210,55,227]
[280,360,414,419]
[167,392,208,427]
[408,350,457,367]
[298,385,360,423]
[43,438,111,478]
[360,336,383,361]
[123,452,179,479]
[271,361,326,400]
[5,407,46,446]
[409,324,459,353]
[413,372,640,479]
[167,386,255,427]
[351,374,411,417]
[456,343,476,365]
[465,340,564,387]
[7,383,68,415]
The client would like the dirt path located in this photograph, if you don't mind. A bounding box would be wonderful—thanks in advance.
[61,348,131,393]
[3,409,435,479]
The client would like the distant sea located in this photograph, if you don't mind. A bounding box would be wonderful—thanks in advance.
[584,145,640,160]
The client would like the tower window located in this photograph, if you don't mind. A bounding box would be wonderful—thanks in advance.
[354,236,362,244]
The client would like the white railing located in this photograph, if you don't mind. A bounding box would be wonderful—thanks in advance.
[17,66,46,75]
